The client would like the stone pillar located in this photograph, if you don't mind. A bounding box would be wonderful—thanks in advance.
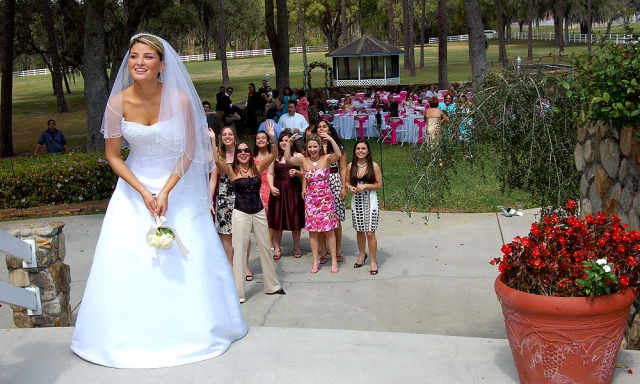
[5,221,72,327]
[575,117,640,351]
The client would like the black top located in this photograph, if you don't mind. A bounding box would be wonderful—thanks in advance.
[232,176,263,214]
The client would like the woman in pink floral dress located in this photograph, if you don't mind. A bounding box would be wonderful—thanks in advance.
[285,132,342,274]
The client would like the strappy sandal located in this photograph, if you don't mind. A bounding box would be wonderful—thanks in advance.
[310,263,319,273]
[293,249,302,258]
[336,253,344,263]
[319,254,328,264]
[273,250,281,260]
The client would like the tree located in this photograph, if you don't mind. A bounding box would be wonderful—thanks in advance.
[265,0,289,92]
[407,0,415,76]
[437,0,447,89]
[527,0,533,60]
[84,0,109,152]
[43,0,68,112]
[462,0,487,88]
[387,0,394,44]
[1,0,16,157]
[419,0,425,69]
[496,0,507,66]
[341,0,347,44]
[216,0,229,84]
[298,0,308,88]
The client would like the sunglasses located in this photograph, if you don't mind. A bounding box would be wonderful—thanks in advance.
[236,148,251,154]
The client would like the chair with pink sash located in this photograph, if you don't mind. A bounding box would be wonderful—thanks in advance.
[382,117,404,145]
[319,112,333,123]
[354,114,369,139]
[414,116,427,144]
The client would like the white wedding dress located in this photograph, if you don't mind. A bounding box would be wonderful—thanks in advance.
[71,120,248,368]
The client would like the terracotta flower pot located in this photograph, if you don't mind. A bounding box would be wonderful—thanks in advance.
[495,274,637,384]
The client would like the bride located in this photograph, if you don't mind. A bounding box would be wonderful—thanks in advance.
[70,33,248,368]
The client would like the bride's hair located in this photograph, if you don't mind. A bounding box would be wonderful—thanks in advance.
[130,33,165,60]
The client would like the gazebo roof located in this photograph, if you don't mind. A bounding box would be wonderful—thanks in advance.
[325,35,406,58]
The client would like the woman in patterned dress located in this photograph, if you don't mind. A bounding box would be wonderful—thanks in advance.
[284,132,342,274]
[311,121,347,264]
[253,131,275,257]
[267,131,305,259]
[345,139,383,275]
[214,126,238,265]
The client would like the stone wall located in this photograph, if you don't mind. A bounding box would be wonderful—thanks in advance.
[574,116,640,350]
[5,221,72,327]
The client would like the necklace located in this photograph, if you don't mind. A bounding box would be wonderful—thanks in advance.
[310,156,320,167]
[239,167,251,177]
[357,162,367,168]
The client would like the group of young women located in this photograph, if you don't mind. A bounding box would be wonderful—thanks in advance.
[211,119,383,278]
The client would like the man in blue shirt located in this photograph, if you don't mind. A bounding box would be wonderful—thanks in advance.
[34,119,67,154]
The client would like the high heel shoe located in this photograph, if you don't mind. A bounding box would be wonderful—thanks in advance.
[354,254,368,268]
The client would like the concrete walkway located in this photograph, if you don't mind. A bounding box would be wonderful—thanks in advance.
[1,210,638,383]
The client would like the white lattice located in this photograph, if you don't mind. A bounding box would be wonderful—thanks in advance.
[335,78,401,86]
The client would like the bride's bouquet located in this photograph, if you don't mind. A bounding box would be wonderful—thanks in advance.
[146,216,190,259]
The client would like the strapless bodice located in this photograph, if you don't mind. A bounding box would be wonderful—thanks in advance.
[121,119,174,184]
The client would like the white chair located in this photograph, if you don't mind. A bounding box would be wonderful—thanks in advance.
[386,117,409,146]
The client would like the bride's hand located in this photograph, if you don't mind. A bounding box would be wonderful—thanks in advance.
[154,191,169,217]
[142,190,157,216]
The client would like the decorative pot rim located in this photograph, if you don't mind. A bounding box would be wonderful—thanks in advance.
[494,273,638,316]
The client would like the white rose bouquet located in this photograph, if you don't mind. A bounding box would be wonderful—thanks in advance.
[146,216,190,259]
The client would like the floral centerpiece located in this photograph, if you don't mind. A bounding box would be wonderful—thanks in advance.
[491,200,639,384]
[491,199,640,297]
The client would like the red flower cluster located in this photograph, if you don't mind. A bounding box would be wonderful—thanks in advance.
[491,200,640,296]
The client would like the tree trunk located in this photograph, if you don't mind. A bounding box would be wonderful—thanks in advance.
[358,0,364,36]
[387,0,394,45]
[496,0,507,66]
[402,0,408,68]
[265,0,290,92]
[341,0,347,45]
[437,0,447,89]
[407,0,415,76]
[557,0,564,53]
[217,0,229,84]
[298,0,308,89]
[419,0,425,69]
[43,0,68,112]
[462,0,487,89]
[587,0,592,52]
[84,0,109,152]
[527,0,533,60]
[0,0,16,157]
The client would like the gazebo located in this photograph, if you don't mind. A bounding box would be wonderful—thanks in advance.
[325,35,406,86]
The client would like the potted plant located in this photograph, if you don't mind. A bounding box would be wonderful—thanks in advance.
[491,200,640,384]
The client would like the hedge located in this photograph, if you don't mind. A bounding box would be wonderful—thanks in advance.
[0,152,119,209]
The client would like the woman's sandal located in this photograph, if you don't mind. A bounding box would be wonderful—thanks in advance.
[331,265,339,273]
[293,249,302,258]
[354,254,368,268]
[319,254,328,264]
[336,253,344,263]
[273,251,281,260]
[310,263,319,274]
[370,269,379,275]
[245,274,254,281]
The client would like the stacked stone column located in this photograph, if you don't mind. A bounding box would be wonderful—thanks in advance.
[5,221,72,327]
[575,115,640,350]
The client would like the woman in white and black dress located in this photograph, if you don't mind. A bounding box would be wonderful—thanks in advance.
[71,34,247,368]
[345,139,383,275]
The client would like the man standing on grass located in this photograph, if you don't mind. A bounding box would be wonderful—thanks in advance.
[34,119,67,154]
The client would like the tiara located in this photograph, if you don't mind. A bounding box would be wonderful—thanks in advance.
[130,32,162,42]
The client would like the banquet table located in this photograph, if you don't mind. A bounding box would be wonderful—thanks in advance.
[332,112,427,143]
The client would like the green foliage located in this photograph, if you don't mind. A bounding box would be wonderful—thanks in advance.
[471,69,580,210]
[0,153,119,209]
[565,24,640,127]
[576,259,620,298]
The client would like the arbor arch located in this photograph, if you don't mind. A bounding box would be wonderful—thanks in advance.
[304,61,333,90]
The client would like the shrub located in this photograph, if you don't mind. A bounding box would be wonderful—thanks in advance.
[0,152,119,209]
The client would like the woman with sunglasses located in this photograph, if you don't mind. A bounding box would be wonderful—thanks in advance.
[210,122,285,303]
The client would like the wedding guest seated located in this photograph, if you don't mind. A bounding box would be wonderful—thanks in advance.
[341,95,355,112]
[278,100,309,134]
[384,94,399,117]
